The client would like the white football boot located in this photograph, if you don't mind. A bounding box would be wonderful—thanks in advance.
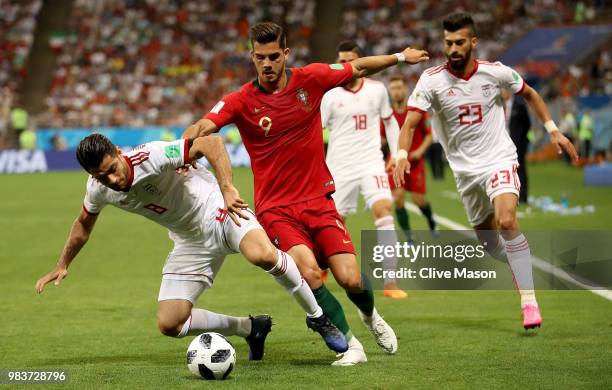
[332,336,367,366]
[358,308,398,354]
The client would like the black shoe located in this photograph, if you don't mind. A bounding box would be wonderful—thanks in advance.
[245,314,272,360]
[306,314,349,353]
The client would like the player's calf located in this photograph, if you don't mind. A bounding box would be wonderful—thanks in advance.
[333,267,363,293]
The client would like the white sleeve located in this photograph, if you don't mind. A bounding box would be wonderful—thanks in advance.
[320,91,333,129]
[146,139,190,171]
[407,74,433,113]
[497,62,526,94]
[382,115,400,158]
[83,178,107,215]
[379,85,394,120]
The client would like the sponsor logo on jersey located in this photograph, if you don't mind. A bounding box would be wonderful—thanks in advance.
[512,71,520,82]
[296,88,312,112]
[324,180,334,187]
[447,89,456,97]
[329,63,344,70]
[254,106,265,113]
[164,145,181,158]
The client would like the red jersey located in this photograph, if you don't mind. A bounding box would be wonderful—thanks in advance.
[381,108,431,160]
[205,62,354,214]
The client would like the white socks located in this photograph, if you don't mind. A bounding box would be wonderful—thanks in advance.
[504,234,538,307]
[376,216,399,286]
[267,250,323,318]
[177,309,251,338]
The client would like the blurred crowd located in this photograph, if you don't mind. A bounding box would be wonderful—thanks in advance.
[341,0,610,96]
[0,0,41,147]
[39,0,315,128]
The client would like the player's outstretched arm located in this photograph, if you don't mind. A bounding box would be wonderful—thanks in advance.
[35,208,98,294]
[182,118,219,140]
[393,110,423,187]
[188,136,249,226]
[410,133,432,160]
[350,47,429,79]
[520,85,579,163]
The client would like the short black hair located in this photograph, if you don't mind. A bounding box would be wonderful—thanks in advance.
[76,133,117,172]
[389,74,406,84]
[249,22,286,49]
[336,40,362,56]
[442,12,476,36]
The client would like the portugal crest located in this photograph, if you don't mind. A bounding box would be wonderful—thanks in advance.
[296,88,312,112]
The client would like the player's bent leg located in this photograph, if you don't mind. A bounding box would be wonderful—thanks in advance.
[289,245,354,341]
[328,253,398,354]
[157,278,272,359]
[240,232,348,353]
[157,299,192,337]
[493,192,541,329]
[238,228,280,270]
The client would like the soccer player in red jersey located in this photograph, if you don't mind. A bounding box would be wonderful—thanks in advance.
[183,22,429,365]
[381,75,437,239]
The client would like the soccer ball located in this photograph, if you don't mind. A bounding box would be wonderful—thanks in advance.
[186,332,236,380]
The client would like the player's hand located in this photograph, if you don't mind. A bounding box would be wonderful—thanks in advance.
[393,158,411,187]
[550,130,579,163]
[409,150,423,161]
[221,185,250,226]
[35,265,68,294]
[385,158,396,174]
[176,160,198,176]
[401,47,430,64]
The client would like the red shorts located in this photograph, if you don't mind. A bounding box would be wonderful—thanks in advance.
[388,160,426,194]
[258,196,356,267]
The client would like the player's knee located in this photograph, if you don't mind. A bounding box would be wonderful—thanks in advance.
[394,198,404,209]
[300,265,323,287]
[337,271,362,292]
[157,316,183,337]
[497,213,517,231]
[247,242,278,269]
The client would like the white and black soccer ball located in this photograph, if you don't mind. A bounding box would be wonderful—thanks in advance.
[187,332,236,380]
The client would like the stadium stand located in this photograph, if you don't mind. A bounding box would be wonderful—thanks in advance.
[0,0,42,145]
[39,0,315,128]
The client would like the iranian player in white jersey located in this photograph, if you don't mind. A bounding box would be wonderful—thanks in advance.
[35,133,350,359]
[321,41,407,300]
[394,13,578,330]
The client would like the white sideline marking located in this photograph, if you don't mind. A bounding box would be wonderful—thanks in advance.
[404,203,612,301]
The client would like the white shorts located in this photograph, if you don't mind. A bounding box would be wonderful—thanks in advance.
[455,161,521,226]
[158,205,262,302]
[332,166,393,216]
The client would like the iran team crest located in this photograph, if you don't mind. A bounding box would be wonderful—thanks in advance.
[481,84,495,97]
[296,88,312,112]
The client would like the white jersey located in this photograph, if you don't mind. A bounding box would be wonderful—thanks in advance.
[408,60,523,175]
[83,139,221,239]
[322,78,394,180]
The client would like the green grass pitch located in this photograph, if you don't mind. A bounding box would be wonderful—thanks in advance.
[1,161,611,389]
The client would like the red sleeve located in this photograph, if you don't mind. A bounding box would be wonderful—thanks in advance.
[204,92,241,130]
[303,63,354,92]
[420,112,431,135]
[380,119,386,138]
